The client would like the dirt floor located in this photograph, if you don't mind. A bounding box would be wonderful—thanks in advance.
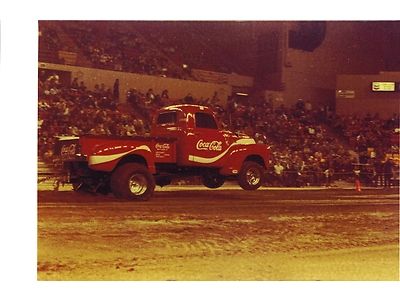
[37,186,399,280]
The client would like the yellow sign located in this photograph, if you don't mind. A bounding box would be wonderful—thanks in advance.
[372,82,396,92]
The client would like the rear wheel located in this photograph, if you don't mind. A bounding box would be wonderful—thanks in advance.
[111,163,155,201]
[202,173,225,189]
[238,161,264,190]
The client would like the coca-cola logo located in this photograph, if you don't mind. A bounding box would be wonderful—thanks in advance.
[61,144,76,156]
[155,143,170,151]
[196,140,222,151]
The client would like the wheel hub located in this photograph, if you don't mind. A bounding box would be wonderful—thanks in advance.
[246,168,261,185]
[129,174,148,195]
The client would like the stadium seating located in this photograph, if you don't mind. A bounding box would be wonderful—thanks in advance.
[38,22,399,187]
[38,21,254,79]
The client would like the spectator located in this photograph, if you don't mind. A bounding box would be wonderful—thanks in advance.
[113,79,120,102]
[373,159,384,187]
[273,161,285,186]
[161,89,169,101]
[354,166,362,192]
[295,98,305,112]
[211,91,220,105]
[383,158,394,188]
[183,93,194,104]
[323,167,334,187]
[71,77,79,89]
[146,88,155,106]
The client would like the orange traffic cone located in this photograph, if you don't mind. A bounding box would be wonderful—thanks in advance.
[355,179,361,192]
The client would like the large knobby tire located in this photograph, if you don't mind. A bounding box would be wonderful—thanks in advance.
[111,163,155,201]
[238,161,265,190]
[202,173,225,189]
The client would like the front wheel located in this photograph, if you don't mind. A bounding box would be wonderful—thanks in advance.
[111,163,155,201]
[238,161,264,190]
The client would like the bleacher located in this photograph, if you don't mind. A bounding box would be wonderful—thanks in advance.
[38,21,255,81]
[37,21,399,188]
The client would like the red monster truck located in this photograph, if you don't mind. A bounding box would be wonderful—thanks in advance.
[56,104,270,200]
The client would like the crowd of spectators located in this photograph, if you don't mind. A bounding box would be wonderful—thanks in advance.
[39,26,61,51]
[38,75,147,162]
[38,75,225,164]
[224,97,399,187]
[38,75,398,188]
[224,97,355,187]
[124,86,227,126]
[38,25,64,64]
[58,22,188,79]
[328,112,399,161]
[326,111,399,188]
[38,22,398,188]
[134,22,235,75]
[39,22,245,81]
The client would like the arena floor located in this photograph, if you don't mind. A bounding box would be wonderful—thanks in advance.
[37,185,399,280]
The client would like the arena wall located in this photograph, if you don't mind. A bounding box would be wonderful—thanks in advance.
[38,62,233,105]
[259,22,390,110]
[282,22,387,108]
[336,72,400,118]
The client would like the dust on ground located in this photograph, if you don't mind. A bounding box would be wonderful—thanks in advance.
[37,188,399,280]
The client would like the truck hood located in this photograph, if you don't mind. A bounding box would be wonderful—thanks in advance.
[221,130,255,143]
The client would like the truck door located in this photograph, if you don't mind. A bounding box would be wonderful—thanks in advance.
[186,112,230,167]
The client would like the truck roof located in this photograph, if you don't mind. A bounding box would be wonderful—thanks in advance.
[159,104,214,115]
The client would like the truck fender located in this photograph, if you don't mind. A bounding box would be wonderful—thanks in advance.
[88,146,156,174]
[219,146,268,176]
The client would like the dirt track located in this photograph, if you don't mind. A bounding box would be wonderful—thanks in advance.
[37,187,399,280]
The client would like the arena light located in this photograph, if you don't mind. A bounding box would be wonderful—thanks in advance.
[236,92,248,96]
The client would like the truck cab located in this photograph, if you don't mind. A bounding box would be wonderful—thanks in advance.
[151,105,260,170]
[152,105,225,167]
